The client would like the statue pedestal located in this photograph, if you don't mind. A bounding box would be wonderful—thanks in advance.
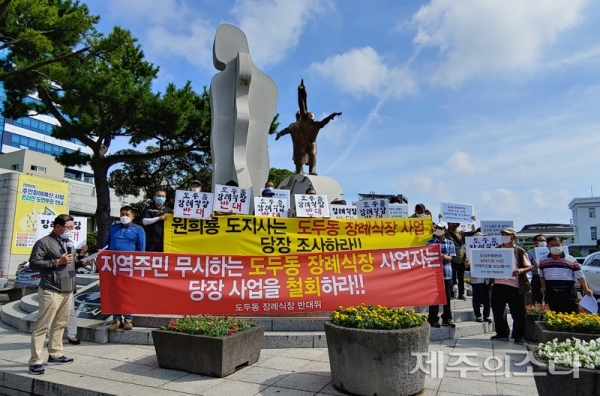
[278,174,344,209]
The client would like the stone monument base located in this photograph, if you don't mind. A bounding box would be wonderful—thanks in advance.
[278,174,344,209]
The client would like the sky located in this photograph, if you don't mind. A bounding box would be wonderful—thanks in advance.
[83,0,600,230]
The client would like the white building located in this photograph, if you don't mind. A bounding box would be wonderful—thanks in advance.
[569,197,600,256]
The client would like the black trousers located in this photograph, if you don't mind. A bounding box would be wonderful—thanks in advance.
[145,241,164,252]
[429,279,453,323]
[545,285,578,314]
[452,262,466,297]
[531,274,543,304]
[472,282,491,319]
[491,284,526,339]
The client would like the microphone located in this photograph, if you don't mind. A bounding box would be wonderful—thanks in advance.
[66,240,74,256]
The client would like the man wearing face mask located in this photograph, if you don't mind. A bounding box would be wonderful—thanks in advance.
[106,206,146,331]
[189,180,202,192]
[426,222,457,328]
[490,228,531,344]
[527,234,546,304]
[28,214,85,375]
[409,203,428,218]
[539,236,593,313]
[141,189,173,252]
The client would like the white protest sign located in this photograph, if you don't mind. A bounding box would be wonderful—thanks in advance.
[480,220,514,236]
[471,248,515,278]
[534,246,570,263]
[254,197,288,218]
[330,205,358,219]
[458,223,471,232]
[214,184,251,214]
[174,190,214,219]
[356,199,389,219]
[440,202,474,224]
[388,204,409,218]
[260,188,290,202]
[36,214,87,249]
[465,236,502,264]
[295,194,330,218]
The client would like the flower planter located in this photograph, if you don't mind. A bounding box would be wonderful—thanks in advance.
[151,324,265,377]
[325,321,430,396]
[535,321,600,344]
[7,287,37,302]
[526,344,600,396]
[525,314,542,341]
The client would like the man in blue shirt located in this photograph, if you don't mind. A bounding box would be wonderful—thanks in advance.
[427,222,457,328]
[106,206,145,331]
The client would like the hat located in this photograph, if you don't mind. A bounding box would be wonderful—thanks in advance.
[436,221,448,229]
[262,188,275,197]
[501,227,517,235]
[190,180,202,186]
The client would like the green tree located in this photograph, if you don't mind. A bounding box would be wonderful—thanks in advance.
[0,0,99,81]
[268,167,294,187]
[2,26,210,245]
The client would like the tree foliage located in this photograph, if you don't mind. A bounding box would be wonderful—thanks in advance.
[268,167,294,187]
[0,0,98,82]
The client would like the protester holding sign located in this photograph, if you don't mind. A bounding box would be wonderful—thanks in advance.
[490,227,531,345]
[439,214,477,300]
[527,234,546,304]
[426,222,457,329]
[539,236,593,313]
[189,180,202,192]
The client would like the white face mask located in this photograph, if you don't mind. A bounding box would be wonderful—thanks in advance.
[434,229,445,236]
[537,241,547,248]
[501,235,512,244]
[61,230,73,240]
[120,216,132,225]
[191,187,200,192]
[417,214,425,218]
[550,246,563,255]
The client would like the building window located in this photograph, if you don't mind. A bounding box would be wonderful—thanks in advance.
[31,165,46,173]
[10,164,19,170]
[590,208,596,218]
[592,226,598,241]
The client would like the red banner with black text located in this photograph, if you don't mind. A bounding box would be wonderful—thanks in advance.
[98,246,445,315]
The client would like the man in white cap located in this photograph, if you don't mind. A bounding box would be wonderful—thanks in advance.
[426,222,457,328]
[490,227,531,344]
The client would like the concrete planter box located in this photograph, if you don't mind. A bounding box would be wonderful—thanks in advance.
[525,314,543,342]
[527,344,600,396]
[325,321,430,396]
[151,324,265,377]
[535,321,600,344]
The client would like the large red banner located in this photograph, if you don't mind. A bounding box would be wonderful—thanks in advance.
[98,246,445,315]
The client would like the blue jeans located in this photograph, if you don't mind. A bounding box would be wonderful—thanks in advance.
[113,314,134,321]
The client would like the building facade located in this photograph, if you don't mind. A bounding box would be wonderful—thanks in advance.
[569,197,600,256]
[516,223,574,247]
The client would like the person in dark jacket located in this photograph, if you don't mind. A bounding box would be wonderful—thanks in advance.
[141,189,173,252]
[28,214,84,375]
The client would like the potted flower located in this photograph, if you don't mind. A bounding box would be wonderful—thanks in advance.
[535,311,600,343]
[152,315,264,377]
[8,285,38,302]
[525,303,550,341]
[325,304,429,396]
[527,337,600,395]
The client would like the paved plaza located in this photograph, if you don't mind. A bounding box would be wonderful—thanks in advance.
[0,320,538,396]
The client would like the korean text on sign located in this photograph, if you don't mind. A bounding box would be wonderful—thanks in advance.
[214,184,251,214]
[440,202,474,224]
[480,221,514,236]
[174,190,214,220]
[470,248,514,278]
[329,205,358,219]
[356,199,389,219]
[254,197,288,218]
[295,194,330,218]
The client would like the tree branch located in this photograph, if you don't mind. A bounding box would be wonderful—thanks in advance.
[0,0,12,21]
[0,46,91,81]
[106,145,208,167]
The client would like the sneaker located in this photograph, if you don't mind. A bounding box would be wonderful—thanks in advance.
[429,322,441,328]
[490,335,509,341]
[108,320,121,331]
[442,320,456,328]
[484,317,493,323]
[515,338,525,345]
[28,364,45,375]
[475,317,483,323]
[123,319,133,330]
[459,295,466,301]
[47,356,74,365]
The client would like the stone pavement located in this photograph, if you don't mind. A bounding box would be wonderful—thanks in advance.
[0,320,538,396]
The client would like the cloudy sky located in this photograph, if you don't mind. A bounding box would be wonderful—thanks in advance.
[85,0,600,230]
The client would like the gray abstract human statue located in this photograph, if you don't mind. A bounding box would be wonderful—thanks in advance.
[275,79,341,175]
[210,24,278,192]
